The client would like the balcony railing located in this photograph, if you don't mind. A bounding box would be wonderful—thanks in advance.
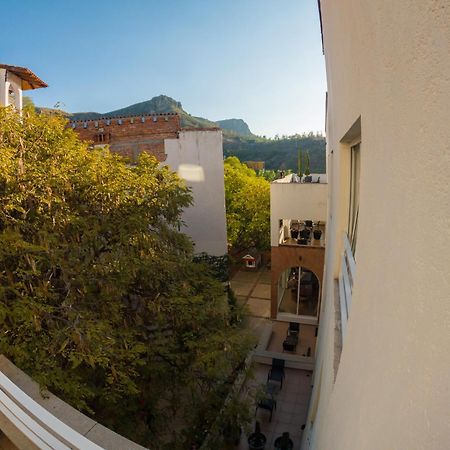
[0,371,104,450]
[338,233,356,339]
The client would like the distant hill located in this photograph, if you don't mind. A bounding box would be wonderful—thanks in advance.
[215,119,253,136]
[40,95,325,172]
[223,133,326,172]
[69,95,219,129]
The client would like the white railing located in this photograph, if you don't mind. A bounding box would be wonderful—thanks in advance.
[0,371,104,450]
[338,233,356,339]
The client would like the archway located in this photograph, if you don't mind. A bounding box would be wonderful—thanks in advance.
[277,266,320,318]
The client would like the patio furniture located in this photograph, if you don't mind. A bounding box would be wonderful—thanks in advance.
[282,334,298,352]
[267,358,285,388]
[283,322,299,352]
[256,395,277,422]
[288,322,300,336]
[274,432,294,450]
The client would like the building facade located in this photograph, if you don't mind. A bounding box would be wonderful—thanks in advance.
[302,1,450,449]
[70,116,227,256]
[0,64,47,109]
[270,173,327,325]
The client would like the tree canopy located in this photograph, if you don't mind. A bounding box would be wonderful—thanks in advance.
[0,107,253,448]
[224,157,270,251]
[223,133,326,172]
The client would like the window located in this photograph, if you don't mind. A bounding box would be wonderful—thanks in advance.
[94,133,110,144]
[348,143,360,256]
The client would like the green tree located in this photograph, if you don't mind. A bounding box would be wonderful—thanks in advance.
[304,150,311,176]
[297,148,303,177]
[0,107,253,448]
[224,157,270,251]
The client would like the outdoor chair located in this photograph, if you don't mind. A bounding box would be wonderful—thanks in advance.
[283,323,299,352]
[267,358,285,388]
[255,395,277,422]
[288,322,300,337]
[282,334,298,352]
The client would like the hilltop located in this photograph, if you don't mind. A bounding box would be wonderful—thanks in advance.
[69,95,225,130]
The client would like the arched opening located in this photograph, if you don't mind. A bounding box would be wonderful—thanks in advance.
[277,266,320,318]
[8,83,17,107]
[6,82,20,110]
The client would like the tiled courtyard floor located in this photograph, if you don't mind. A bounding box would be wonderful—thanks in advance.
[230,267,314,450]
[231,267,271,319]
[236,363,312,450]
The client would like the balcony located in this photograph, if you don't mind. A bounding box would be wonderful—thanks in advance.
[0,356,146,450]
[279,220,326,248]
[270,174,327,248]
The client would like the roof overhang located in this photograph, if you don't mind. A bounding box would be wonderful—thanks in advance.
[0,64,48,90]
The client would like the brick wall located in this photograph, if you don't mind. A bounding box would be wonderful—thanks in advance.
[69,113,181,162]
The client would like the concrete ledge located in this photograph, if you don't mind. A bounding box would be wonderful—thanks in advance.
[0,355,147,450]
[254,322,315,370]
[253,351,315,371]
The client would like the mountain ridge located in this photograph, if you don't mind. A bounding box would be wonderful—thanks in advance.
[69,95,251,136]
[37,95,326,172]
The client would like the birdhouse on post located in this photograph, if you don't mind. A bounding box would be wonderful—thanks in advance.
[0,64,47,111]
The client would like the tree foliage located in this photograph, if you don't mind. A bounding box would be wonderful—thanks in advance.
[224,157,270,251]
[223,132,326,172]
[0,107,253,448]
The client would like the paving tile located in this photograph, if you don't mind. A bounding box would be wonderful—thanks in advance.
[247,297,271,318]
[230,281,254,297]
[236,295,248,306]
[258,271,272,285]
[251,283,271,299]
[232,270,261,283]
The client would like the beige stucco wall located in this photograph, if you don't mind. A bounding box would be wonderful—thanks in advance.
[164,130,228,256]
[303,1,450,449]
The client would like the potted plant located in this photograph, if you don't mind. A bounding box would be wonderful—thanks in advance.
[248,421,267,450]
[300,229,311,239]
[313,229,322,240]
[274,432,294,450]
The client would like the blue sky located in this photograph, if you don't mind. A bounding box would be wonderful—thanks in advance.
[2,0,326,137]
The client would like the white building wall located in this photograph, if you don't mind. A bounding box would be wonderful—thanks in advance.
[164,130,227,256]
[0,69,23,110]
[270,180,327,246]
[303,1,450,450]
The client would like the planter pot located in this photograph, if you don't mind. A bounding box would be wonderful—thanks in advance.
[290,229,299,239]
[313,229,322,240]
[300,229,310,239]
[274,432,294,450]
[248,433,267,450]
[248,422,267,450]
[304,175,312,183]
[297,238,308,245]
